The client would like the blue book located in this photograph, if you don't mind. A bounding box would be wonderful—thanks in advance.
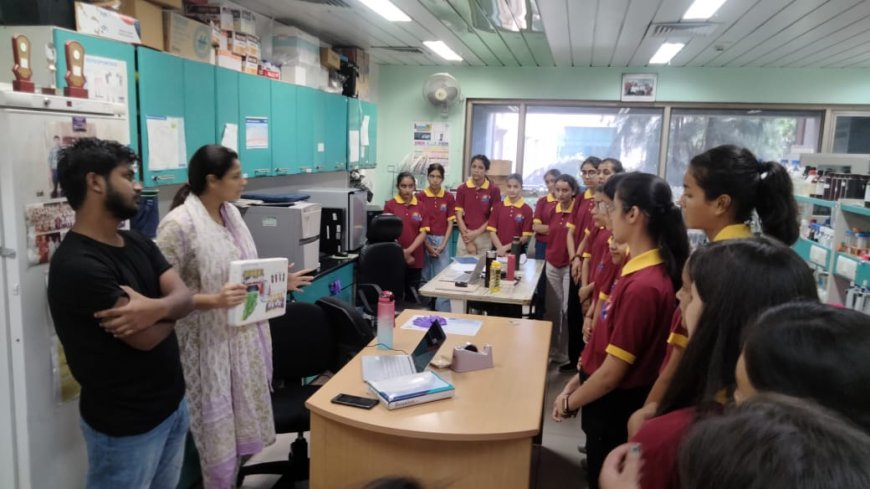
[366,371,455,410]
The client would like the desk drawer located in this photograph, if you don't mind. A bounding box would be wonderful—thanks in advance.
[295,262,355,304]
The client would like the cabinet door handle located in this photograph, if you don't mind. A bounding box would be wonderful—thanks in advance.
[152,175,175,182]
[254,169,270,175]
[274,167,289,174]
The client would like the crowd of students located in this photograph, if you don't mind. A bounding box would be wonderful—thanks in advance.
[384,145,870,489]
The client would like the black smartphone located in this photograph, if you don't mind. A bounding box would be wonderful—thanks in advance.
[331,393,379,409]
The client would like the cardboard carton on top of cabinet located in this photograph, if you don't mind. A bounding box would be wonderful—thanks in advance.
[242,56,258,75]
[246,34,261,59]
[183,3,233,31]
[335,47,369,75]
[75,1,142,44]
[232,8,256,36]
[149,0,182,9]
[164,10,214,63]
[115,0,163,50]
[216,48,242,71]
[226,31,248,56]
[320,47,340,70]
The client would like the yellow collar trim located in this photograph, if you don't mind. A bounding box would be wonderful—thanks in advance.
[394,194,418,206]
[556,200,575,214]
[503,197,525,208]
[713,223,752,242]
[583,189,593,199]
[621,249,664,277]
[546,193,557,203]
[423,187,445,198]
[466,177,490,190]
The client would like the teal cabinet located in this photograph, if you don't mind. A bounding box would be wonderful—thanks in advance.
[347,98,378,170]
[294,262,355,304]
[183,60,216,167]
[136,48,186,186]
[54,30,138,153]
[238,72,272,178]
[295,86,322,174]
[215,67,239,160]
[324,93,348,172]
[270,81,298,176]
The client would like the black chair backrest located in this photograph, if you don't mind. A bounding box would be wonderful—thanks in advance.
[315,297,374,371]
[367,213,403,243]
[358,241,406,302]
[270,302,335,382]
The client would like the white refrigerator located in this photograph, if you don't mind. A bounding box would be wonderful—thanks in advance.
[0,88,129,489]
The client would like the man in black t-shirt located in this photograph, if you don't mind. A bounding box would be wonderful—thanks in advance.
[47,138,194,489]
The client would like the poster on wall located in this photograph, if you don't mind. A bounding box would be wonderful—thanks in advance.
[412,122,450,171]
[83,55,128,105]
[621,73,657,102]
[43,118,96,199]
[24,200,75,266]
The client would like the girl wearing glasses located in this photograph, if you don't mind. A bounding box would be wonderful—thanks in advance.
[553,172,689,489]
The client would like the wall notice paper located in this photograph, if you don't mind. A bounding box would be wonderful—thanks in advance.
[361,115,371,146]
[401,315,483,337]
[84,55,128,105]
[25,200,75,266]
[245,117,269,149]
[227,258,289,326]
[413,121,449,168]
[348,130,360,163]
[146,116,187,171]
[221,123,239,152]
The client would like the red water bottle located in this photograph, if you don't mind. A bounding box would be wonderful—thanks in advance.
[506,254,516,281]
[376,290,395,350]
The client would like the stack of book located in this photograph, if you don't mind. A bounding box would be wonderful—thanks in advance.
[366,371,455,410]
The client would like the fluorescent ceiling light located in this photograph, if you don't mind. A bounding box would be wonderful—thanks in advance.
[359,0,411,22]
[649,42,685,64]
[683,0,728,20]
[424,41,463,62]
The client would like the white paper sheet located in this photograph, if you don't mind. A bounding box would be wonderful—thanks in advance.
[361,115,370,146]
[245,117,269,149]
[348,130,360,163]
[400,315,483,337]
[221,123,238,151]
[146,116,187,171]
[84,55,127,105]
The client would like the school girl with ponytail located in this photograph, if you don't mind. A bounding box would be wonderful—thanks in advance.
[553,172,689,489]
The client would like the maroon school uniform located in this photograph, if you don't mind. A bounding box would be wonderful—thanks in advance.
[384,195,430,269]
[580,249,676,388]
[533,193,558,244]
[589,230,620,302]
[545,200,579,268]
[660,309,688,373]
[486,197,533,246]
[455,177,501,230]
[573,189,596,238]
[630,407,697,489]
[417,187,456,236]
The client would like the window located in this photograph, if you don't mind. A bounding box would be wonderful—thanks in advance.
[832,113,870,154]
[665,109,822,196]
[523,106,662,187]
[468,104,520,174]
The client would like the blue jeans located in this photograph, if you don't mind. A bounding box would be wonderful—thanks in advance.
[422,234,452,311]
[80,398,189,489]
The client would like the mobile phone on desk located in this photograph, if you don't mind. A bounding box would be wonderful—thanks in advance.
[331,393,379,409]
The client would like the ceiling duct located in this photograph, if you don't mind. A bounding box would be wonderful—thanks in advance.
[295,0,352,7]
[646,22,718,38]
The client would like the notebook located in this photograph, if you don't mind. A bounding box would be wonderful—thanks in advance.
[362,321,447,382]
[226,258,289,327]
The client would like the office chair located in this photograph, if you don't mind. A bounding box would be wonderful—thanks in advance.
[356,213,422,315]
[315,296,374,371]
[237,302,336,488]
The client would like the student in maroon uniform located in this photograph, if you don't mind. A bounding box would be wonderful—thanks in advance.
[455,154,501,256]
[532,169,561,319]
[628,238,818,489]
[384,172,430,299]
[487,173,533,256]
[417,163,455,311]
[545,174,580,364]
[680,144,799,245]
[554,172,689,489]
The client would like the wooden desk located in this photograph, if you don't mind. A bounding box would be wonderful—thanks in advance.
[306,310,552,489]
[418,258,545,312]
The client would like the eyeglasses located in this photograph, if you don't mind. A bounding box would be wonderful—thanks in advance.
[581,170,599,177]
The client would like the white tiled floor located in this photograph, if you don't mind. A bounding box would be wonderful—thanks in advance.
[237,364,587,489]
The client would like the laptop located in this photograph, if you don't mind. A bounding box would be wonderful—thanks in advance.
[453,256,486,286]
[362,321,447,382]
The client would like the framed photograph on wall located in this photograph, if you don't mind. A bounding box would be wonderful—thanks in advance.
[621,73,657,102]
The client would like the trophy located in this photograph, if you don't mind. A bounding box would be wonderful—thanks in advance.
[63,40,88,98]
[11,35,35,93]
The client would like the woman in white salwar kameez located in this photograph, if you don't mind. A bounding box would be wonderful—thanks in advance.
[156,145,312,488]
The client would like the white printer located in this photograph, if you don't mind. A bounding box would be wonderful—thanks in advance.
[242,202,322,271]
